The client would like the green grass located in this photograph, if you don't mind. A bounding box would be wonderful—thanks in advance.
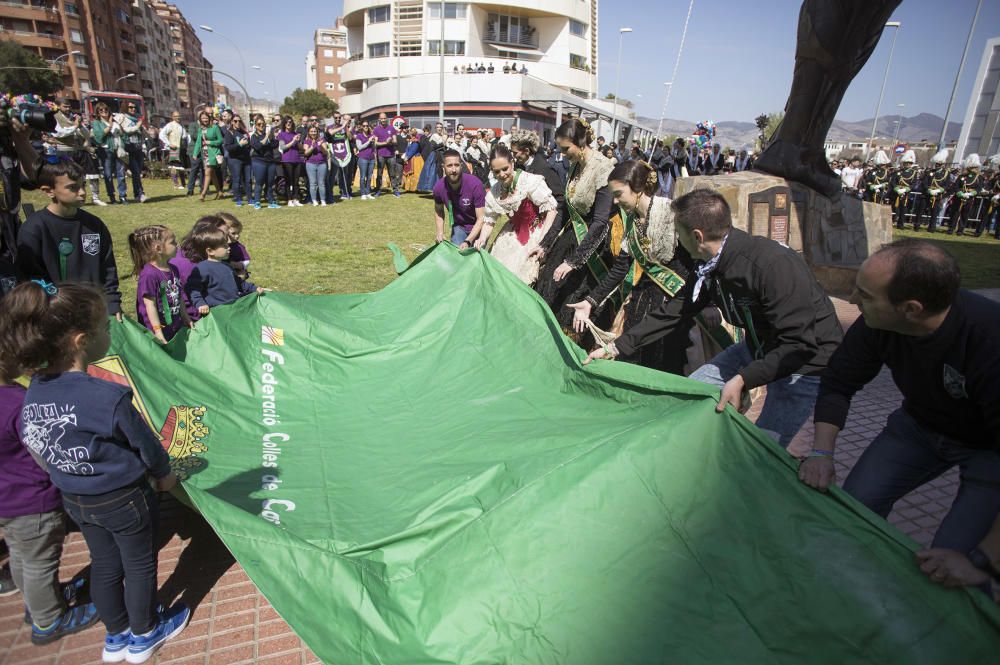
[894,227,1000,290]
[21,179,1000,317]
[22,179,438,313]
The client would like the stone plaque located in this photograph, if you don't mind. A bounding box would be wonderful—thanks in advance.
[770,215,789,244]
[749,186,793,244]
[751,203,770,236]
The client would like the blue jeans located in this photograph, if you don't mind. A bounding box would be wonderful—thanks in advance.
[689,342,820,447]
[227,158,250,203]
[358,158,374,196]
[62,483,159,635]
[187,156,203,194]
[451,224,471,245]
[252,159,276,205]
[843,408,1000,552]
[99,147,126,201]
[305,161,327,203]
[123,144,144,199]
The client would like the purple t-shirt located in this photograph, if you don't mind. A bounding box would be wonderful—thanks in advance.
[303,138,327,164]
[169,253,199,320]
[372,123,397,158]
[277,130,303,163]
[433,173,486,231]
[355,132,375,160]
[229,241,251,267]
[136,263,185,341]
[0,384,61,518]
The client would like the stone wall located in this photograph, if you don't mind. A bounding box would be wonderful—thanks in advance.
[672,172,893,295]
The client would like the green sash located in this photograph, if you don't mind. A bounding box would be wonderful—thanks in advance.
[566,164,618,305]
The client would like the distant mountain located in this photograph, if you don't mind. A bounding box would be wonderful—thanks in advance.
[635,113,962,149]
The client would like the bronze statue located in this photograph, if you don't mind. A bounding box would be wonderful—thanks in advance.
[754,0,902,198]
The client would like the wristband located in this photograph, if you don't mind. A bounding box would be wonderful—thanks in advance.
[152,324,164,331]
[808,449,834,458]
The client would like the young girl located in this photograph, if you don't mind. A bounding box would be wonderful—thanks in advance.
[216,212,251,279]
[0,282,190,663]
[128,225,193,344]
[186,226,265,314]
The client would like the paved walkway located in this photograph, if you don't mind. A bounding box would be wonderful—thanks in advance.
[0,298,966,664]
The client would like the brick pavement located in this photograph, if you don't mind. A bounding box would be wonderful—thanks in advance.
[0,297,969,664]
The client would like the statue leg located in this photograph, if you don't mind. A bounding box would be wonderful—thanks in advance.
[755,0,902,198]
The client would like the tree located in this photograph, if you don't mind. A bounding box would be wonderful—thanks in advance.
[754,112,783,151]
[0,40,63,98]
[279,88,338,119]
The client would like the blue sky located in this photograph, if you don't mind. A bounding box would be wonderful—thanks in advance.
[174,0,998,125]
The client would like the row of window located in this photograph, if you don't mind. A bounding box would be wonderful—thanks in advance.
[322,48,348,59]
[369,3,469,23]
[363,41,586,67]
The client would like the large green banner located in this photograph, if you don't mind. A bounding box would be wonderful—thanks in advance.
[96,244,1000,663]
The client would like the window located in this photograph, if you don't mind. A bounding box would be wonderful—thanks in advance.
[116,9,130,24]
[368,5,390,23]
[336,50,346,58]
[324,65,334,74]
[323,49,333,58]
[74,53,88,67]
[368,42,389,58]
[569,53,587,70]
[486,12,535,46]
[569,19,586,37]
[325,82,335,90]
[427,40,465,56]
[79,79,91,91]
[65,3,79,15]
[428,3,467,19]
[70,29,84,44]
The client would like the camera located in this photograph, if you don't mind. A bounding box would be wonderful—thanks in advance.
[0,97,57,132]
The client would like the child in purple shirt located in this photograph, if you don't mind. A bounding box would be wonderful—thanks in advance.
[128,225,193,344]
[171,216,230,321]
[218,212,251,279]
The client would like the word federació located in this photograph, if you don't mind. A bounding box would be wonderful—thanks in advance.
[258,348,295,526]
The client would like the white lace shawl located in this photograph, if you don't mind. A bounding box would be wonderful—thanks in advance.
[567,149,614,214]
[620,196,676,266]
[484,171,557,225]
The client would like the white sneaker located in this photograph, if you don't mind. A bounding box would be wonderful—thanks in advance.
[320,201,327,206]
[92,198,108,206]
[361,194,369,200]
[312,201,318,207]
[287,201,295,206]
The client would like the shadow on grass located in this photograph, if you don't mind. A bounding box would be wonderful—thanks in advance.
[896,228,1000,289]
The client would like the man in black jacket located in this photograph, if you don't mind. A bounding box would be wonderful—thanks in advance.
[800,239,1000,567]
[586,189,843,447]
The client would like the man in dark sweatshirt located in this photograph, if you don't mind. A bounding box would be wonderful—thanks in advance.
[586,189,844,447]
[800,239,1000,567]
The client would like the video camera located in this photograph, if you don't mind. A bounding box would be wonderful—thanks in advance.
[0,94,57,133]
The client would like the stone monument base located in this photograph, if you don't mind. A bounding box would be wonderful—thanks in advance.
[672,171,893,296]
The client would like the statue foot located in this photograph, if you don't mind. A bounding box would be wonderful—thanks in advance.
[754,140,841,199]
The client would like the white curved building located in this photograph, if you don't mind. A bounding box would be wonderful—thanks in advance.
[336,0,651,144]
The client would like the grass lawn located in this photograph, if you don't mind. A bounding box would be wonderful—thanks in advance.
[19,178,1000,317]
[21,178,438,312]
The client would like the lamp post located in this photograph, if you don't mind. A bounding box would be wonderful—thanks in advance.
[51,50,81,65]
[201,25,250,116]
[866,20,901,160]
[115,73,135,87]
[891,102,905,148]
[654,81,673,147]
[610,27,632,145]
[252,66,278,107]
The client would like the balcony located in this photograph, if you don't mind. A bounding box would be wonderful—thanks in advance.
[0,1,59,22]
[0,27,64,48]
[484,23,538,49]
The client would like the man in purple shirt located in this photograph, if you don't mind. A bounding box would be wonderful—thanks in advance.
[371,112,398,197]
[433,149,485,246]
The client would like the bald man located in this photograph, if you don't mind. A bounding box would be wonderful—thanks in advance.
[801,239,1000,566]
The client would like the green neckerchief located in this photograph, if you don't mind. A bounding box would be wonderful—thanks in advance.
[565,162,616,304]
[57,237,73,280]
[159,281,173,326]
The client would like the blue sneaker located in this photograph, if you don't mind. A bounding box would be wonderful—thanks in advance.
[268,202,280,209]
[125,603,190,663]
[31,602,100,645]
[253,202,261,210]
[235,200,243,207]
[393,191,402,198]
[103,629,131,663]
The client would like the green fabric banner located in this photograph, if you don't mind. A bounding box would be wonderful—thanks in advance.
[97,244,1000,664]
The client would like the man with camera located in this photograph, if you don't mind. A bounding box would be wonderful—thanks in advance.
[0,106,45,297]
[50,98,107,207]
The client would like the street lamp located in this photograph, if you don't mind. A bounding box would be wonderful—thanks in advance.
[891,102,905,147]
[201,25,249,114]
[252,65,278,107]
[52,50,82,65]
[866,20,900,159]
[114,73,136,87]
[611,27,632,145]
[654,81,673,146]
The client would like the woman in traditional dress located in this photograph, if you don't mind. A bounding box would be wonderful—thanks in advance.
[158,111,188,190]
[416,123,440,192]
[402,128,423,192]
[464,143,558,285]
[533,118,616,340]
[567,160,694,375]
